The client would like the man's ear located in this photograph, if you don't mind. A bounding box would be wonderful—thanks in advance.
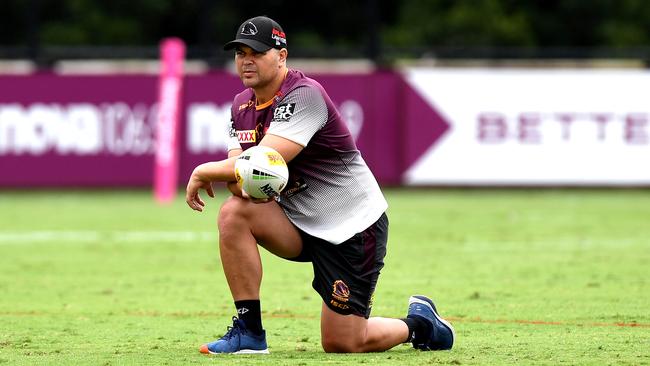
[279,48,288,65]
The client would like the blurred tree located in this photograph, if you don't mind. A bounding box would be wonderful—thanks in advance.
[0,0,29,45]
[1,0,650,59]
[384,0,535,48]
[518,0,611,47]
[597,0,650,47]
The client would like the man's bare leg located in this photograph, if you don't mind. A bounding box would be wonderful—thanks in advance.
[320,303,409,353]
[217,196,303,300]
[199,196,304,354]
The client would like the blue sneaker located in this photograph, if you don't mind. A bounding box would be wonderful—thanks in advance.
[407,295,455,350]
[199,317,269,354]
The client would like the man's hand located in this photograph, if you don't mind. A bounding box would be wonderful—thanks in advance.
[226,181,243,197]
[185,158,238,212]
[241,189,273,204]
[186,168,215,212]
[228,180,272,204]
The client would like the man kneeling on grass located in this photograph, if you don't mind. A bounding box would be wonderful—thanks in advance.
[186,15,455,354]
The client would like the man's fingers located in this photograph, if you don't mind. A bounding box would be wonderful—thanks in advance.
[185,190,205,212]
[185,191,195,209]
[185,176,216,212]
[187,199,203,212]
[206,183,215,198]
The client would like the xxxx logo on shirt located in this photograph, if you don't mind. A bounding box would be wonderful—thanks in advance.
[237,130,256,143]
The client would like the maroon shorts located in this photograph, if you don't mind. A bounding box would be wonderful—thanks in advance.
[288,213,388,318]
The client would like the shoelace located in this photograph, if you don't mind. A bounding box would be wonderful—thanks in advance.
[222,316,247,341]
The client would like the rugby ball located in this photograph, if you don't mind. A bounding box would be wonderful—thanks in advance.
[234,145,289,199]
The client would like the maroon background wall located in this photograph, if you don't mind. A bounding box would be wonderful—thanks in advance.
[0,71,440,187]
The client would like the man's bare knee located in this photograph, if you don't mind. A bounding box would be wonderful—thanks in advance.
[217,196,252,249]
[218,196,248,230]
[321,336,363,353]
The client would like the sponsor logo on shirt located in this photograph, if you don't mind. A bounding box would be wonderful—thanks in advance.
[228,119,237,138]
[237,130,256,143]
[238,101,254,111]
[255,122,268,141]
[273,103,295,122]
[283,177,308,198]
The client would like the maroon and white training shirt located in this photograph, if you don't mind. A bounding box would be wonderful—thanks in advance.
[227,69,387,244]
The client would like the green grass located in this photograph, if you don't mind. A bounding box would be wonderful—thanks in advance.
[1,189,649,365]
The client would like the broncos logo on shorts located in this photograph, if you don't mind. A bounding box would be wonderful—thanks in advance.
[332,280,350,303]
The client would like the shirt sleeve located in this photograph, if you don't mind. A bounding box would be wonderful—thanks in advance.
[226,115,241,151]
[266,86,327,147]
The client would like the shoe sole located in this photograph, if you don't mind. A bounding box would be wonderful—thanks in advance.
[204,348,270,355]
[233,349,269,354]
[409,295,456,349]
[201,344,270,355]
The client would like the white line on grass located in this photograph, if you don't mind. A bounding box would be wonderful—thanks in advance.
[0,230,216,244]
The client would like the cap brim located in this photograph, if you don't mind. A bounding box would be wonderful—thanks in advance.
[223,39,272,52]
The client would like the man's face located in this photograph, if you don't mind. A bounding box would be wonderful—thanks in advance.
[234,45,284,89]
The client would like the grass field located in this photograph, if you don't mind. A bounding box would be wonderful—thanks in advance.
[1,188,649,365]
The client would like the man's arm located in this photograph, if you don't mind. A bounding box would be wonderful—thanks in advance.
[186,135,303,211]
[185,156,238,212]
[226,148,244,197]
[259,134,304,163]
